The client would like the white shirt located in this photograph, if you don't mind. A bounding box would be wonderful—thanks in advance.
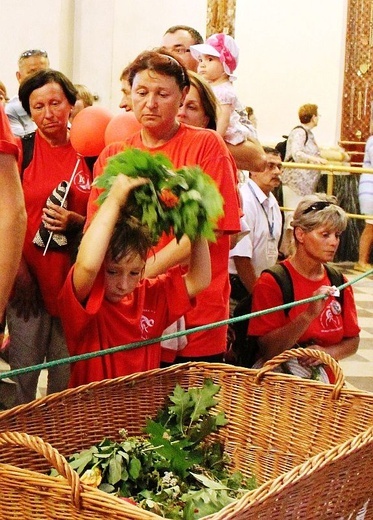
[5,95,36,137]
[229,178,282,277]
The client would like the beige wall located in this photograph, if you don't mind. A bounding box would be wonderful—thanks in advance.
[1,0,347,146]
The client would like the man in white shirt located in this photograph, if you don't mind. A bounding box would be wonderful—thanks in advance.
[5,49,49,136]
[229,146,283,301]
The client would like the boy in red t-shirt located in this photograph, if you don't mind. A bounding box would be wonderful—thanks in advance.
[58,174,211,387]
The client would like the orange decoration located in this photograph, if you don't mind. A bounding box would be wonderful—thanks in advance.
[70,105,112,156]
[104,111,142,146]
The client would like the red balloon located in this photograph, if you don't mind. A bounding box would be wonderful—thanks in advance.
[70,105,112,156]
[104,111,142,145]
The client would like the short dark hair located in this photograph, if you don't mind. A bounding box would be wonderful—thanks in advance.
[128,50,190,91]
[164,25,204,44]
[19,69,77,115]
[263,146,281,156]
[109,211,152,263]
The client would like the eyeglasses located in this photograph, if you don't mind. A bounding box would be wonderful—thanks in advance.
[302,201,332,215]
[167,46,191,55]
[19,49,48,60]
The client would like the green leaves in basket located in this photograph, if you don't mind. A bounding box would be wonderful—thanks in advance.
[93,147,224,244]
[51,379,256,519]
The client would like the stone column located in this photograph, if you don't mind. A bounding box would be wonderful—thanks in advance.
[206,0,236,37]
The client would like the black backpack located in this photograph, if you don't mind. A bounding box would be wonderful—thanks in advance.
[230,263,344,368]
[275,125,308,161]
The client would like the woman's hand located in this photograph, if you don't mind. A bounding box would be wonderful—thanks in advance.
[298,344,324,367]
[106,174,149,207]
[309,156,328,165]
[42,202,86,233]
[304,285,337,321]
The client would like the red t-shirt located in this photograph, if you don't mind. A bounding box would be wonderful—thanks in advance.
[88,124,241,357]
[0,104,19,159]
[248,260,360,347]
[22,131,92,315]
[58,265,194,386]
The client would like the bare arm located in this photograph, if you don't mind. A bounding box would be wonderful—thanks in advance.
[145,235,191,278]
[183,237,211,298]
[73,174,148,303]
[0,153,26,318]
[227,138,267,172]
[233,256,257,294]
[216,104,231,140]
[301,336,359,365]
[258,285,339,361]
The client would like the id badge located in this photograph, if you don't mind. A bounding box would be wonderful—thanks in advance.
[267,237,277,260]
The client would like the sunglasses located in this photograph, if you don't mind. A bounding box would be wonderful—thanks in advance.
[19,49,48,60]
[302,201,333,215]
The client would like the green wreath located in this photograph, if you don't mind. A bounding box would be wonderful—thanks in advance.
[93,148,224,244]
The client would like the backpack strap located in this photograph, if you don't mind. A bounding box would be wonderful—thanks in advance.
[292,125,308,146]
[262,263,293,316]
[263,262,344,316]
[21,131,36,177]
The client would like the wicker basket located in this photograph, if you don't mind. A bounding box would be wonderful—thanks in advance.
[0,348,372,519]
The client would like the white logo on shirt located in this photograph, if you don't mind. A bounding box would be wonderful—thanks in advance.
[140,315,155,339]
[73,169,91,192]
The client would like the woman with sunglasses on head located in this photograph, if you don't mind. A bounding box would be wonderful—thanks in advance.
[248,193,360,379]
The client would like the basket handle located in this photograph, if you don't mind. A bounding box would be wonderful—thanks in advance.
[0,431,81,509]
[255,348,345,399]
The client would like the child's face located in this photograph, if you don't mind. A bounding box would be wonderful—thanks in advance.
[104,252,146,303]
[197,54,225,83]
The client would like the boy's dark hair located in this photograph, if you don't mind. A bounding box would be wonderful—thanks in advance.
[109,211,152,263]
[19,69,77,115]
[164,25,204,44]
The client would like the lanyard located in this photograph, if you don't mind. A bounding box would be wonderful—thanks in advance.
[248,182,275,238]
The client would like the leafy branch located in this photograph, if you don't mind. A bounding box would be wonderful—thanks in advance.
[50,379,256,519]
[93,148,224,244]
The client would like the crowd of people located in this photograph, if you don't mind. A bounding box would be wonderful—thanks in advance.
[0,23,368,408]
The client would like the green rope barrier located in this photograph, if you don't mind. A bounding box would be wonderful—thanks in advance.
[0,267,371,381]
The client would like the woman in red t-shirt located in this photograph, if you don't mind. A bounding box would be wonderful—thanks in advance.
[88,51,241,364]
[7,70,92,405]
[249,193,360,380]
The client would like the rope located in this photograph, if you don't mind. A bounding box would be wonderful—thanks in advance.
[1,267,371,382]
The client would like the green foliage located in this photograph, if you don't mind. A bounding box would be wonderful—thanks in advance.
[93,148,224,244]
[51,379,256,518]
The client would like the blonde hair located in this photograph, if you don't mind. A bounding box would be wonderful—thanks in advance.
[74,84,94,107]
[291,193,347,238]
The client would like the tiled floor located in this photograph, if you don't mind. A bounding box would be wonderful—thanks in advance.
[338,262,373,392]
[1,262,373,406]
